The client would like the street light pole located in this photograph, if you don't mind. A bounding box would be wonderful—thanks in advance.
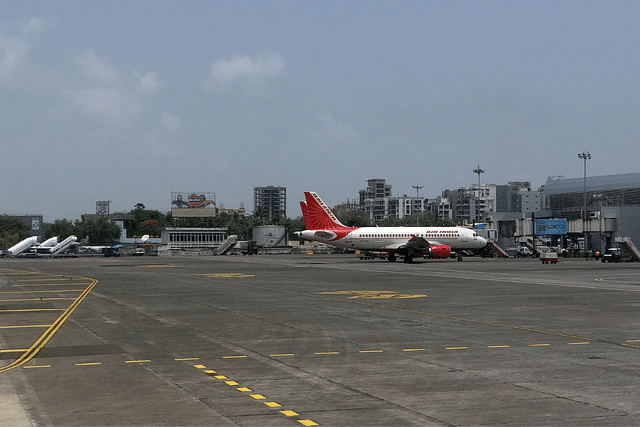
[472,166,485,223]
[577,151,591,254]
[412,184,423,226]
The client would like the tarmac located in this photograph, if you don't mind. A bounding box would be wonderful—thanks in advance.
[1,254,640,426]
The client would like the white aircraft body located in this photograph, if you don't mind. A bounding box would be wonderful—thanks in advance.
[295,192,487,262]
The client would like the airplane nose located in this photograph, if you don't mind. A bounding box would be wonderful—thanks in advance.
[478,236,487,247]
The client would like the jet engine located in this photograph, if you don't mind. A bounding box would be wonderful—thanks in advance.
[428,244,451,259]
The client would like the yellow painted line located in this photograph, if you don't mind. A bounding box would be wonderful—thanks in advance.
[250,394,266,400]
[403,348,426,352]
[125,359,151,363]
[568,342,590,345]
[487,345,511,349]
[281,410,299,417]
[222,355,247,359]
[315,351,339,355]
[225,381,239,386]
[0,308,64,313]
[13,282,88,288]
[298,420,319,426]
[214,375,227,380]
[75,362,101,366]
[0,290,85,294]
[174,357,199,361]
[264,401,282,408]
[359,350,383,353]
[0,325,50,329]
[204,369,216,374]
[0,274,98,373]
[194,364,207,369]
[622,343,640,349]
[446,346,468,350]
[23,365,50,369]
[270,353,294,357]
[529,343,551,347]
[0,297,74,302]
[626,339,640,343]
[237,387,252,392]
[0,349,28,354]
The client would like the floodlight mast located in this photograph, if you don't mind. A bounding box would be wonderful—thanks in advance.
[412,184,423,226]
[577,151,591,253]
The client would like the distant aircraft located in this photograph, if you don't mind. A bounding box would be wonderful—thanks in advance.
[295,192,487,262]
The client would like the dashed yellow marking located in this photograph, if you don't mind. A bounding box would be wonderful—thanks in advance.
[194,364,207,369]
[359,350,383,353]
[137,265,177,268]
[281,410,299,417]
[446,346,468,350]
[222,355,247,359]
[237,387,252,392]
[264,401,282,408]
[125,360,151,363]
[23,365,50,369]
[315,351,339,355]
[197,273,255,278]
[529,343,551,347]
[568,342,590,345]
[270,353,294,357]
[487,345,511,349]
[298,420,319,426]
[250,394,266,400]
[403,348,426,352]
[225,380,239,386]
[626,339,640,343]
[204,369,216,374]
[175,357,199,361]
[75,362,101,366]
[214,375,227,380]
[319,290,426,299]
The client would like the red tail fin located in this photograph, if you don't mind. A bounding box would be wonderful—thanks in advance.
[300,192,347,230]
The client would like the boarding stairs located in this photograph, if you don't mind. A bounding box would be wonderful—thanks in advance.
[489,242,509,258]
[216,235,238,255]
[614,237,640,261]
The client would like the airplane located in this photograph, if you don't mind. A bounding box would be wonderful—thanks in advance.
[294,191,487,263]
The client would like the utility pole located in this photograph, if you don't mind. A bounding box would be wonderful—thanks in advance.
[412,184,423,226]
[578,151,591,254]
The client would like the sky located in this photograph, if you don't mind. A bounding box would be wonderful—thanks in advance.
[2,1,640,221]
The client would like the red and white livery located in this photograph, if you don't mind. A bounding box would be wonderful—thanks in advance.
[295,192,487,263]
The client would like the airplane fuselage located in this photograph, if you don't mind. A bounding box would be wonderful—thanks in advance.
[297,226,486,251]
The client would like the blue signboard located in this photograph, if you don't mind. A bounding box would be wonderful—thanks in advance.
[536,219,567,235]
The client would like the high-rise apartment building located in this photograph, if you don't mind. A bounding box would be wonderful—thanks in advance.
[254,186,286,219]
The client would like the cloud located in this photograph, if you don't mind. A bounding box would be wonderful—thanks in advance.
[205,50,285,93]
[317,113,360,147]
[75,50,121,85]
[62,51,167,128]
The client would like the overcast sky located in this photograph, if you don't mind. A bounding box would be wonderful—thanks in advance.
[2,1,640,221]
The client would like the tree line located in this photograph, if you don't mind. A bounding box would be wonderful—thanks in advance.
[1,203,458,250]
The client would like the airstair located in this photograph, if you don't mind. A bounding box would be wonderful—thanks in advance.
[614,237,640,261]
[216,235,238,255]
[489,242,509,258]
[50,235,77,255]
[6,236,38,256]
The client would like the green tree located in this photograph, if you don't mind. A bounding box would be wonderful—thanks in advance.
[45,219,78,240]
[0,216,31,250]
[77,217,122,245]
